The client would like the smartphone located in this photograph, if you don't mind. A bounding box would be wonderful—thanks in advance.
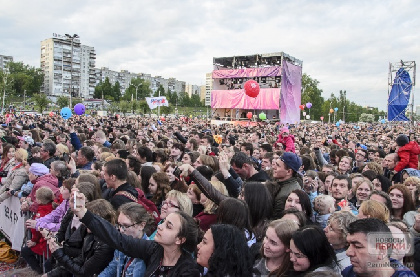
[73,191,77,210]
[62,153,70,163]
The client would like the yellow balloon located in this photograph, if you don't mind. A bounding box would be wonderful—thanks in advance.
[329,109,334,113]
[189,115,192,118]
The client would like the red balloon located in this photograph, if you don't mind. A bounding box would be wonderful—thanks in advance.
[244,80,260,98]
[160,117,165,121]
[299,105,305,110]
[246,112,253,119]
[49,112,54,117]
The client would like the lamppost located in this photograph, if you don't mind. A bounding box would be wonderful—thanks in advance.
[65,34,79,107]
[132,82,141,101]
[1,67,9,114]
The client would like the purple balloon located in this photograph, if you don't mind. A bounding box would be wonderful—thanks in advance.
[74,103,85,115]
[306,102,312,109]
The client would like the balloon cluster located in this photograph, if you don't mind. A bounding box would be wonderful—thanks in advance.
[60,103,86,120]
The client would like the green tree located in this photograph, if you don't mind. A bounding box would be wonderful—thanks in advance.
[301,73,324,120]
[178,92,190,106]
[94,77,113,100]
[107,101,119,114]
[167,90,178,105]
[359,113,375,123]
[56,96,69,108]
[6,61,44,97]
[124,77,152,101]
[190,94,202,107]
[119,100,130,115]
[153,85,166,97]
[112,81,122,102]
[32,93,50,113]
[138,100,151,114]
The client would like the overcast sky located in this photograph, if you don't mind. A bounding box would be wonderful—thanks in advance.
[1,0,419,110]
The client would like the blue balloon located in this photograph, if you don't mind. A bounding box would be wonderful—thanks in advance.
[336,122,340,127]
[334,107,339,112]
[60,107,72,119]
[380,119,386,124]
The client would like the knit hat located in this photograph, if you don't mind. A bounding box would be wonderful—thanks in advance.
[396,134,409,147]
[17,135,34,146]
[280,127,290,134]
[29,163,49,176]
[280,152,302,173]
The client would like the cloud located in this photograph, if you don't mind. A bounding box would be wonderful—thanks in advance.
[0,0,419,110]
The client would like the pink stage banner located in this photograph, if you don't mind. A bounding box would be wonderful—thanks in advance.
[211,88,280,109]
[280,61,302,124]
[212,66,281,79]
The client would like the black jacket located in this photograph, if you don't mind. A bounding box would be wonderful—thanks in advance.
[109,182,138,210]
[50,233,114,277]
[55,209,87,258]
[81,210,200,277]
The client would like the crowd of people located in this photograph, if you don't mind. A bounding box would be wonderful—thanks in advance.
[0,113,419,277]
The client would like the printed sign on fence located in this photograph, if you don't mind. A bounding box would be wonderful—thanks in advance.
[0,197,27,251]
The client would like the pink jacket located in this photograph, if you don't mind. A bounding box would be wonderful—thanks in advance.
[28,174,59,213]
[275,134,296,153]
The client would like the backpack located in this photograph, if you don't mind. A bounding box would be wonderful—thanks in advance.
[116,188,160,224]
[0,241,18,264]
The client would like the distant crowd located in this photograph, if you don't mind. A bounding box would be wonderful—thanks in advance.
[0,113,419,277]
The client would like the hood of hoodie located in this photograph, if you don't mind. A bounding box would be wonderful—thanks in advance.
[36,173,58,187]
[401,141,420,155]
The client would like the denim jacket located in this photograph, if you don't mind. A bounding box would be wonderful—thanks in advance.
[98,234,148,277]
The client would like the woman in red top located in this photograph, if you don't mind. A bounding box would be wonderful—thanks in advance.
[194,179,228,232]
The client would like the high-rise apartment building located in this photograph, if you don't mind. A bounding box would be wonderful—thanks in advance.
[40,34,96,100]
[0,55,13,71]
[205,72,212,106]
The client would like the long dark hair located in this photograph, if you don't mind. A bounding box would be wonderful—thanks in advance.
[243,182,272,241]
[292,225,338,272]
[216,198,253,241]
[207,224,252,277]
[140,166,157,194]
[288,189,313,220]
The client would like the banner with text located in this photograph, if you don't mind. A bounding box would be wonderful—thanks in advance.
[0,197,27,251]
[145,97,169,110]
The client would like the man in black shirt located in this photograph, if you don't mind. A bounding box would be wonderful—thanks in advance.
[103,159,138,210]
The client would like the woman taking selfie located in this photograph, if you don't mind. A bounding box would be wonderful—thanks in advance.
[71,189,201,277]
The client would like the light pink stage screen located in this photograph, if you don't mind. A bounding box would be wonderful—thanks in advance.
[212,66,282,79]
[280,61,302,124]
[211,88,280,109]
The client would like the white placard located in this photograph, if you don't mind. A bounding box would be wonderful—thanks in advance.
[0,197,27,251]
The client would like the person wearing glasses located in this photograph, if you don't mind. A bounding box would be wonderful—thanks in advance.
[40,141,58,169]
[98,202,155,277]
[290,225,340,274]
[352,149,368,173]
[148,189,193,240]
[324,211,357,270]
[71,189,201,277]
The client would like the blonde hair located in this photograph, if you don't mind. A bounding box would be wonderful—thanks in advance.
[404,176,420,187]
[313,194,335,215]
[36,187,54,204]
[56,143,69,155]
[100,152,115,162]
[203,180,228,214]
[364,162,384,175]
[359,200,390,223]
[166,190,193,216]
[328,211,357,240]
[355,178,374,194]
[15,148,28,163]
